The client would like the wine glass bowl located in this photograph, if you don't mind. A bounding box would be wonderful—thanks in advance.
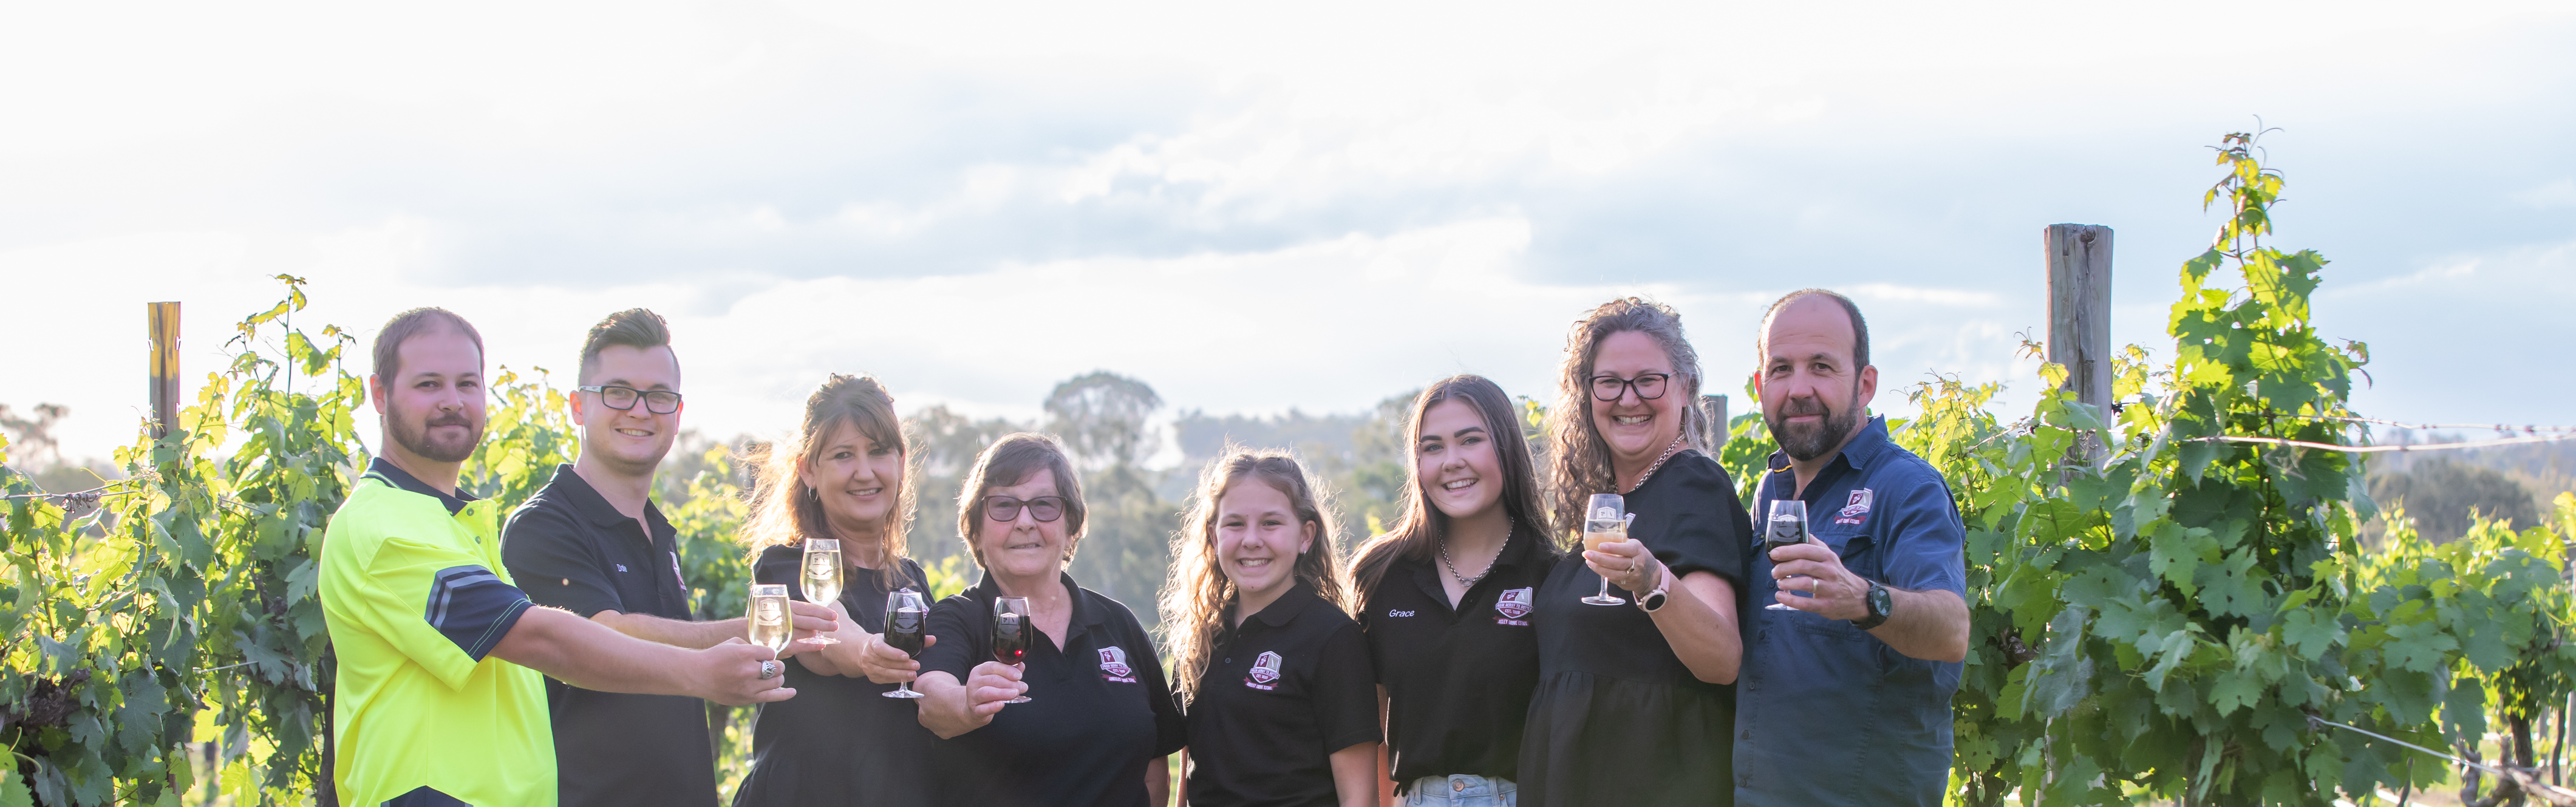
[992,597,1034,704]
[748,584,793,654]
[881,590,929,699]
[1763,500,1810,611]
[801,539,843,644]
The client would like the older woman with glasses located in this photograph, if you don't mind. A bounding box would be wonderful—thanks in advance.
[913,433,1185,807]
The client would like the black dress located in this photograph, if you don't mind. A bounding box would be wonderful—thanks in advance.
[1518,451,1750,807]
[731,548,935,807]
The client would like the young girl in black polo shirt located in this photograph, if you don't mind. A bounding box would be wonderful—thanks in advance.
[1349,376,1558,807]
[1162,449,1380,807]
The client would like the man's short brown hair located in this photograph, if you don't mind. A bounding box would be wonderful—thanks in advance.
[372,307,485,384]
[578,308,675,385]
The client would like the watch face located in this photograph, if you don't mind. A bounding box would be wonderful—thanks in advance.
[1868,584,1893,617]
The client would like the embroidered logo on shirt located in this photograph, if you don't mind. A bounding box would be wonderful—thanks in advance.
[1835,489,1875,526]
[615,564,629,573]
[670,551,686,588]
[1244,651,1284,690]
[1388,608,1416,618]
[1099,646,1138,683]
[1494,587,1534,625]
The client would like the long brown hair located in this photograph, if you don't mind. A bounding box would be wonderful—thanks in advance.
[1161,448,1351,706]
[1544,298,1707,542]
[739,373,919,590]
[1349,375,1555,598]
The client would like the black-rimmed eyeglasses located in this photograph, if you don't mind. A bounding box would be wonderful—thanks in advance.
[984,495,1068,523]
[1590,373,1672,402]
[579,385,684,415]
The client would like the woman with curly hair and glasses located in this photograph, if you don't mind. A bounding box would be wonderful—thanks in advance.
[1518,298,1752,807]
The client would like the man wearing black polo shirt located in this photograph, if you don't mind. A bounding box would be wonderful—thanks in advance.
[1737,290,1971,806]
[501,308,834,807]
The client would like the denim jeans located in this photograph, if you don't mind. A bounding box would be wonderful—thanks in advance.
[1405,775,1517,806]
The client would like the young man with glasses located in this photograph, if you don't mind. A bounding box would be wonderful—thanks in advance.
[499,308,838,806]
[322,307,806,807]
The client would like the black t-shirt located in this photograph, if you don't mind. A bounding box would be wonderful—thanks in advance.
[732,548,936,807]
[1535,450,1748,687]
[1358,521,1553,792]
[1181,584,1378,807]
[499,465,716,807]
[919,572,1187,807]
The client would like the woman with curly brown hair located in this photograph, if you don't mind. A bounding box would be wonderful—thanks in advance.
[1161,448,1378,807]
[1518,298,1751,807]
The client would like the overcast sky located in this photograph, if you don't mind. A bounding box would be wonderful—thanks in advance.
[4,1,2571,467]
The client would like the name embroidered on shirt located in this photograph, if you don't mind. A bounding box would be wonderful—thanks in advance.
[1098,645,1139,683]
[1388,609,1416,618]
[1243,651,1283,690]
[1493,587,1534,625]
[1835,489,1875,525]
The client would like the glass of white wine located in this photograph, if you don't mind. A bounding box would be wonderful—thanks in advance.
[748,584,794,655]
[801,539,843,644]
[1581,493,1629,606]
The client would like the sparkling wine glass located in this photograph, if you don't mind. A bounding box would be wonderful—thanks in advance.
[1580,494,1627,606]
[800,539,843,644]
[747,584,792,653]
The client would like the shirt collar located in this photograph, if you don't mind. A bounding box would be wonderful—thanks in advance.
[968,570,1109,631]
[1241,582,1323,630]
[1763,415,1893,492]
[543,463,670,534]
[364,457,476,516]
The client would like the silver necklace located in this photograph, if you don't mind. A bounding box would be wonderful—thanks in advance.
[1624,436,1689,494]
[1439,517,1513,590]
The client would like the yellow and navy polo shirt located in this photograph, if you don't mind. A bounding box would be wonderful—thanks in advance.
[321,458,552,806]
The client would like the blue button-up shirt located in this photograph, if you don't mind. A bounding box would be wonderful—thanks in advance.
[1737,415,1965,806]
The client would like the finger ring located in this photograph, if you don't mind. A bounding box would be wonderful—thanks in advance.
[758,660,780,679]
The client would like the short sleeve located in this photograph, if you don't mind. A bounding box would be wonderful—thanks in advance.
[500,503,622,618]
[749,545,801,597]
[355,536,535,689]
[1878,464,1968,596]
[920,594,986,681]
[1130,615,1188,757]
[1309,620,1380,754]
[1643,453,1752,584]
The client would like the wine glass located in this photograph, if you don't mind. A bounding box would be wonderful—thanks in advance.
[880,590,930,699]
[1580,494,1627,606]
[1763,500,1810,611]
[747,584,792,654]
[800,539,843,644]
[992,596,1034,704]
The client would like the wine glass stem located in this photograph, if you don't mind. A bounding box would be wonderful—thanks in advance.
[1598,577,1612,599]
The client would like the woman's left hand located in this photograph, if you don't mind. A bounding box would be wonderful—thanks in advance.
[1583,537,1663,594]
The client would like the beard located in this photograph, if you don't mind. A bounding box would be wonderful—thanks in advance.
[1768,385,1863,462]
[388,401,483,463]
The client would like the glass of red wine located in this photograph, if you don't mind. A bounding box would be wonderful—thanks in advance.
[992,596,1033,704]
[880,590,929,699]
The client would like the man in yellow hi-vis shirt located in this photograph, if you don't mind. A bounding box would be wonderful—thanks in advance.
[322,307,831,806]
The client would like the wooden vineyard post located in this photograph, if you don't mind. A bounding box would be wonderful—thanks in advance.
[2045,224,2112,466]
[149,301,180,440]
[1698,394,1729,451]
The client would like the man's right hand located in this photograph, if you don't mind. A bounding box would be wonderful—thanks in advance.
[698,638,799,706]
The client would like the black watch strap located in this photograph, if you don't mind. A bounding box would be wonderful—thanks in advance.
[1851,579,1891,630]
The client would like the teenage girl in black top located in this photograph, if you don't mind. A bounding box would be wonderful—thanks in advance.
[1351,375,1560,806]
[1163,449,1379,807]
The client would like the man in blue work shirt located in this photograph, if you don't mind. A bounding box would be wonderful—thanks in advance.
[1736,288,1971,806]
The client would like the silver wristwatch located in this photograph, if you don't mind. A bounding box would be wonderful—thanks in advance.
[1636,561,1672,613]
